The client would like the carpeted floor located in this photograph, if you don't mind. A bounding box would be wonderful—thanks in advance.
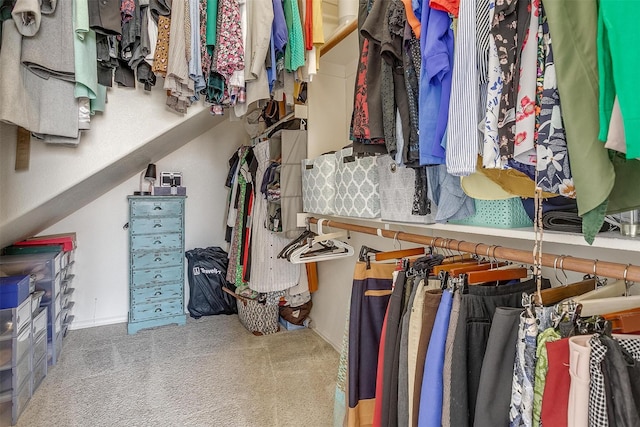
[16,315,339,427]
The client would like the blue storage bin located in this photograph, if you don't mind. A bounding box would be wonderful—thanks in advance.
[0,275,30,309]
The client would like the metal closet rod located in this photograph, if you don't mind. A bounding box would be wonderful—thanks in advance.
[307,217,640,282]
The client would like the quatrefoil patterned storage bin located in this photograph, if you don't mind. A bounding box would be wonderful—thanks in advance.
[333,148,380,218]
[302,153,337,215]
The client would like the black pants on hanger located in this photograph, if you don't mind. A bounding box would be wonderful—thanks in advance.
[448,278,549,427]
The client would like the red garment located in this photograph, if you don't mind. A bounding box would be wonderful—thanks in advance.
[304,0,313,50]
[429,0,460,17]
[241,190,254,282]
[540,338,571,427]
[372,307,390,427]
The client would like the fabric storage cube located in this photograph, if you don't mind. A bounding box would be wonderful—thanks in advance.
[449,198,533,228]
[376,155,436,224]
[334,148,380,218]
[302,153,337,215]
[223,288,279,336]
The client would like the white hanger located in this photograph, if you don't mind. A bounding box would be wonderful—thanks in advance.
[288,219,354,263]
[576,264,639,316]
[578,295,640,317]
[573,279,626,303]
[288,238,354,264]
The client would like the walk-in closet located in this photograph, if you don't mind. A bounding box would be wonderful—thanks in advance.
[0,0,639,426]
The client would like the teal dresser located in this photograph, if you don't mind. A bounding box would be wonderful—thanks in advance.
[127,196,187,334]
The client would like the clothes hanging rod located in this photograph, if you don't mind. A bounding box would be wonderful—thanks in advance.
[320,20,358,57]
[252,112,296,141]
[307,217,640,282]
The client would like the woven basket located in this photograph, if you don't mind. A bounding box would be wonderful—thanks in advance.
[222,288,279,336]
[449,198,533,229]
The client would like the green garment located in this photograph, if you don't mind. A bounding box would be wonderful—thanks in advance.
[532,327,561,426]
[90,84,107,113]
[73,0,106,113]
[598,0,640,159]
[542,0,612,243]
[608,152,640,214]
[283,0,305,72]
[206,0,218,48]
[543,0,640,244]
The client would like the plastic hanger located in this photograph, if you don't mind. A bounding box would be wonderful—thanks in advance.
[578,296,640,317]
[288,237,354,263]
[578,264,640,316]
[573,279,626,302]
[288,220,354,264]
[577,263,640,300]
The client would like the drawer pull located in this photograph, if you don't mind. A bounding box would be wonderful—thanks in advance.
[153,224,162,228]
[154,274,163,279]
[155,308,162,312]
[153,206,162,210]
[153,240,162,245]
[154,291,162,296]
[154,257,162,262]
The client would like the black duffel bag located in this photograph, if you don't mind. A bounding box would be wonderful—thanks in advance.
[185,247,237,318]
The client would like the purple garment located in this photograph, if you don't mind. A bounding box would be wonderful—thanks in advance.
[268,32,277,92]
[272,0,288,53]
[418,289,454,427]
[418,3,454,165]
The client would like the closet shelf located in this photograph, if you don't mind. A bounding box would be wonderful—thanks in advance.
[309,214,640,253]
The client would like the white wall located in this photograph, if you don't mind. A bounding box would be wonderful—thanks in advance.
[308,32,359,158]
[39,119,247,329]
[0,84,211,230]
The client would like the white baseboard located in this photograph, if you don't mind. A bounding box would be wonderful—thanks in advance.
[310,327,342,353]
[69,316,127,330]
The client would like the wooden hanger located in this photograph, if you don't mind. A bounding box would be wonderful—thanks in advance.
[533,278,597,306]
[602,307,640,334]
[467,266,528,285]
[433,259,479,275]
[374,247,426,261]
[449,262,503,277]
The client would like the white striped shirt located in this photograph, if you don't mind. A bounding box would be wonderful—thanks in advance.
[446,0,482,176]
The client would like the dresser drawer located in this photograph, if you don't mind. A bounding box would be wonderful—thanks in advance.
[132,266,183,286]
[131,251,183,270]
[130,300,184,322]
[130,217,182,235]
[130,200,183,217]
[131,283,183,305]
[131,233,182,251]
